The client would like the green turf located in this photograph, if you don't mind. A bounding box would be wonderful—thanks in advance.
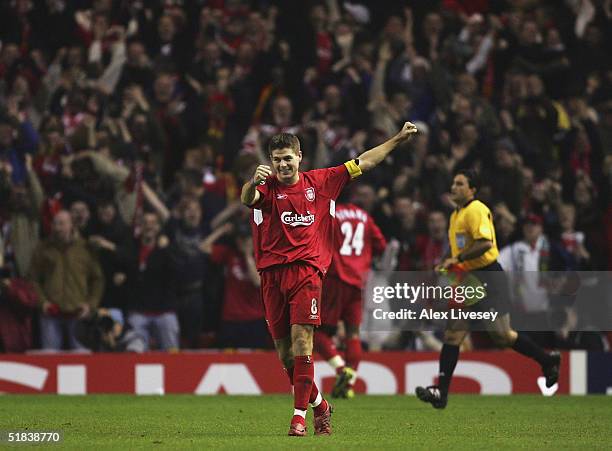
[1,395,610,449]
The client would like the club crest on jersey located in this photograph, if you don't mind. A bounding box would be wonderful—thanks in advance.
[305,187,315,202]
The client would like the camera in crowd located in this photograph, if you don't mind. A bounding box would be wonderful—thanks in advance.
[75,310,145,352]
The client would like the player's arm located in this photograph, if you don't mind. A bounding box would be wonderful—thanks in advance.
[435,248,452,272]
[440,239,492,270]
[240,164,271,207]
[355,122,418,172]
[456,239,493,262]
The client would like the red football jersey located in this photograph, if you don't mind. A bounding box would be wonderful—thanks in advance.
[250,165,350,273]
[328,203,387,288]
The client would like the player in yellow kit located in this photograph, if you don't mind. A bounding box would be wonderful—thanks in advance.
[416,169,560,409]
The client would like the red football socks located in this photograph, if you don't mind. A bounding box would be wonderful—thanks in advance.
[284,365,294,385]
[308,373,319,404]
[291,414,306,426]
[346,337,362,371]
[286,363,324,405]
[293,356,314,411]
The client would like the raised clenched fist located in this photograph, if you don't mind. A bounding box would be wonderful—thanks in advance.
[252,165,272,185]
[396,121,419,142]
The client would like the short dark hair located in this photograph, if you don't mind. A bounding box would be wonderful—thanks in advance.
[268,133,300,155]
[454,168,480,192]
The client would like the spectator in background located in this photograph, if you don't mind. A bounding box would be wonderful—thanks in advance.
[151,72,191,188]
[241,95,301,159]
[498,212,578,347]
[499,211,600,348]
[59,152,116,218]
[64,150,139,229]
[488,138,524,216]
[165,196,208,348]
[115,39,154,95]
[499,214,551,312]
[87,200,134,325]
[75,308,146,353]
[33,116,70,195]
[416,210,448,270]
[28,210,104,350]
[175,168,227,223]
[493,203,518,249]
[390,196,420,270]
[514,74,562,176]
[150,13,188,72]
[0,269,39,353]
[69,199,91,237]
[573,174,606,269]
[0,154,44,278]
[158,170,227,342]
[369,42,412,142]
[126,211,179,351]
[350,183,379,215]
[208,221,270,349]
[0,101,40,185]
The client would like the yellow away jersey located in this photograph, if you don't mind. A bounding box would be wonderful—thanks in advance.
[449,199,499,270]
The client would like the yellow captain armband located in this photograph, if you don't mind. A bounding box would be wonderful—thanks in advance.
[344,159,362,179]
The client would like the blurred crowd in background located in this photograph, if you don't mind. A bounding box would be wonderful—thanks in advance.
[0,0,610,353]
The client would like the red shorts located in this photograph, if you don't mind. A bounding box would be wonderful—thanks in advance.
[321,275,362,327]
[260,263,323,340]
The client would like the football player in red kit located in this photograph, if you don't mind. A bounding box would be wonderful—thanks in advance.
[314,196,387,399]
[240,123,417,436]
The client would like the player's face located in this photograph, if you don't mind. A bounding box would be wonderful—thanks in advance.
[271,148,302,185]
[450,174,475,205]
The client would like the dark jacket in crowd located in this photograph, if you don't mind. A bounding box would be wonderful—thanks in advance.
[87,218,135,310]
[127,241,177,313]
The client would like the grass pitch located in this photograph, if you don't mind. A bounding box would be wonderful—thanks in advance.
[1,395,610,449]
